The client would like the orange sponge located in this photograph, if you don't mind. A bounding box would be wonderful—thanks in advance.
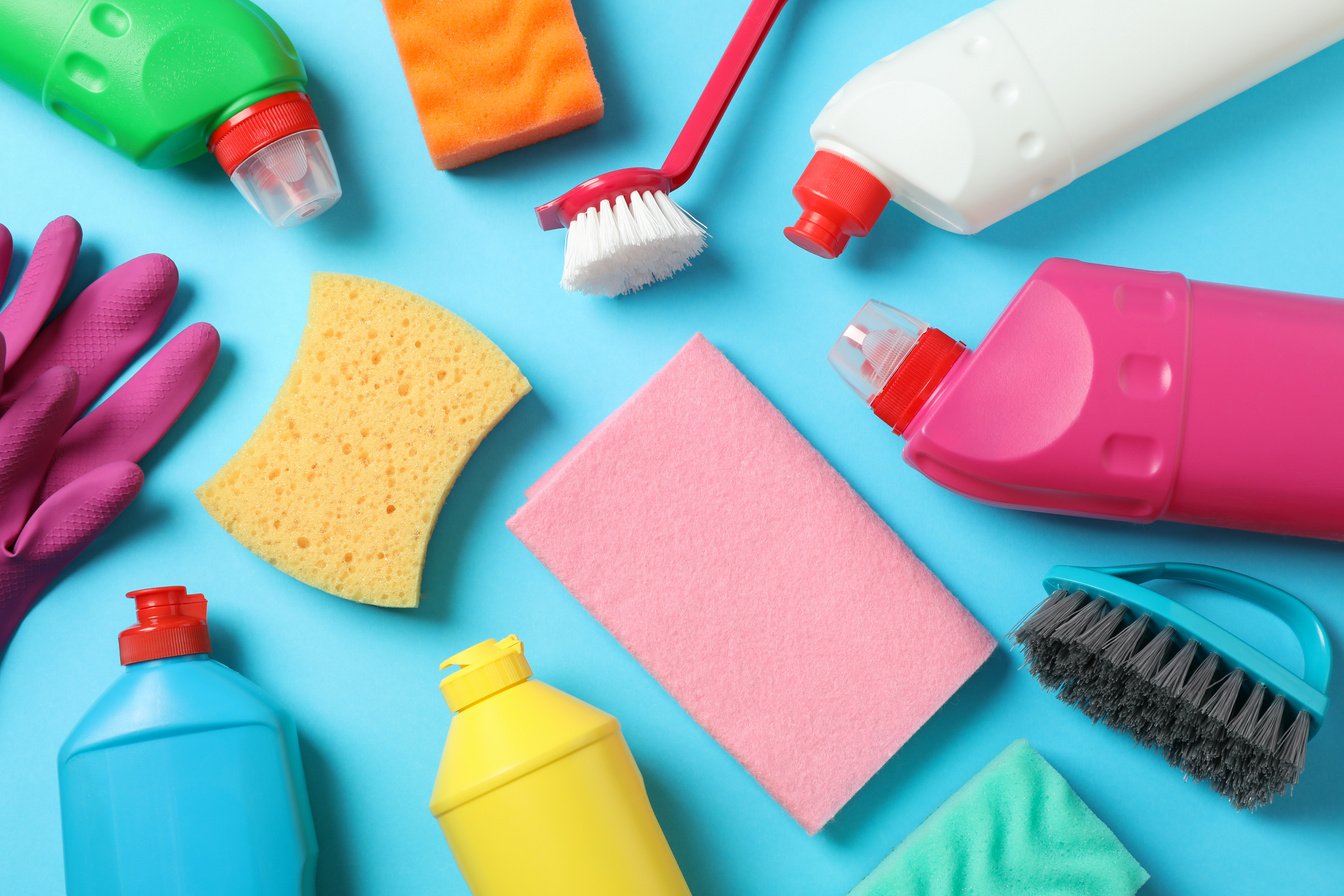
[382,0,605,169]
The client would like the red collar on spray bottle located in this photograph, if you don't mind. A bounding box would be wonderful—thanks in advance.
[871,329,966,435]
[119,587,211,665]
[208,91,319,176]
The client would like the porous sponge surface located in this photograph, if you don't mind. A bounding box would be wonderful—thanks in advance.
[509,335,995,834]
[197,274,529,607]
[850,740,1149,896]
[381,0,604,169]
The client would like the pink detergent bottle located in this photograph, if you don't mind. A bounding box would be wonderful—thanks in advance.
[831,258,1344,539]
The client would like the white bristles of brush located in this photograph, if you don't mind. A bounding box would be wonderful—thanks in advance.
[561,190,707,297]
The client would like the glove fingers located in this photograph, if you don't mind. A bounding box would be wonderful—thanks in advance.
[0,251,177,415]
[13,461,142,564]
[41,323,220,502]
[0,216,81,374]
[0,366,79,547]
[0,224,12,297]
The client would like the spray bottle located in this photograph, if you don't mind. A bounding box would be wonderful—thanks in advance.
[831,258,1344,540]
[0,0,341,227]
[430,635,691,896]
[786,0,1344,257]
[59,587,317,896]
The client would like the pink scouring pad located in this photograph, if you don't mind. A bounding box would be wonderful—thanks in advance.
[508,335,995,833]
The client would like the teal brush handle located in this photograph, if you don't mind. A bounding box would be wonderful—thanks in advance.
[1098,562,1332,693]
[1044,563,1331,724]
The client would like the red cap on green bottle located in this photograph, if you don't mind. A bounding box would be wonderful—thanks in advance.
[208,92,342,228]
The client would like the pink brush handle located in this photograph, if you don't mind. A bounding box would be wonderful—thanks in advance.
[660,0,789,188]
[533,0,789,230]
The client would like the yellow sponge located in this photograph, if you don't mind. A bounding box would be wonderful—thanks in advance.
[381,0,605,169]
[197,274,530,607]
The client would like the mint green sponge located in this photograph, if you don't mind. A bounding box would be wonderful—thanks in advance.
[850,741,1149,896]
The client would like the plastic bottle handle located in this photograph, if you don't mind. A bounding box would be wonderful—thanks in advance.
[1098,562,1332,692]
[660,0,790,188]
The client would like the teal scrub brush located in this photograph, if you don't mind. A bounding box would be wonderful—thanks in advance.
[1013,563,1331,810]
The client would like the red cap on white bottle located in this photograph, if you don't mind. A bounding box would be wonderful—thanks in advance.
[785,151,891,258]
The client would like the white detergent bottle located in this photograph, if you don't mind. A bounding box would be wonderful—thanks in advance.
[784,0,1344,258]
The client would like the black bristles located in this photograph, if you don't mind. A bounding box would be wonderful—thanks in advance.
[1213,682,1269,805]
[1159,647,1216,762]
[1153,639,1198,691]
[1251,696,1285,753]
[1228,682,1266,738]
[1014,590,1083,639]
[1067,613,1147,723]
[1203,670,1245,724]
[1011,590,1091,690]
[1014,592,1314,810]
[1055,604,1128,713]
[1102,614,1150,665]
[1078,604,1128,650]
[1127,625,1176,678]
[1277,710,1310,771]
[1054,597,1107,641]
[1179,653,1220,705]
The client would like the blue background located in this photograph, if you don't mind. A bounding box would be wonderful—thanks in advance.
[2,1,1342,893]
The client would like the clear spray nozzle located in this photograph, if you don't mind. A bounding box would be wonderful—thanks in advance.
[230,130,342,228]
[830,300,967,434]
[829,301,930,401]
[209,93,342,228]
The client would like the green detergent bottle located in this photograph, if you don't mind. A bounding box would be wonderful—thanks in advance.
[0,0,341,227]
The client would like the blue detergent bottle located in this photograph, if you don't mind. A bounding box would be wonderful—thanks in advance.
[58,586,317,896]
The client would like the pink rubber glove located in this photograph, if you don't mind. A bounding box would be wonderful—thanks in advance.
[0,216,219,655]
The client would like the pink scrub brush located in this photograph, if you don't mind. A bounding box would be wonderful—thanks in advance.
[535,0,789,296]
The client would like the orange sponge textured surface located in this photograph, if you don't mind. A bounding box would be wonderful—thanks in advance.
[382,0,604,169]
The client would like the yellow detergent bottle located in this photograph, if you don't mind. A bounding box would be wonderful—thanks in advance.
[429,636,692,896]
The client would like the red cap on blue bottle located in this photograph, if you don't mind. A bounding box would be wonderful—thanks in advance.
[119,587,211,665]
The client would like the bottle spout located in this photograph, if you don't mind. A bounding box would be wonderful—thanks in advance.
[439,635,533,712]
[209,92,342,227]
[830,302,929,402]
[440,635,524,672]
[830,301,966,434]
[785,151,890,258]
[119,587,211,665]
